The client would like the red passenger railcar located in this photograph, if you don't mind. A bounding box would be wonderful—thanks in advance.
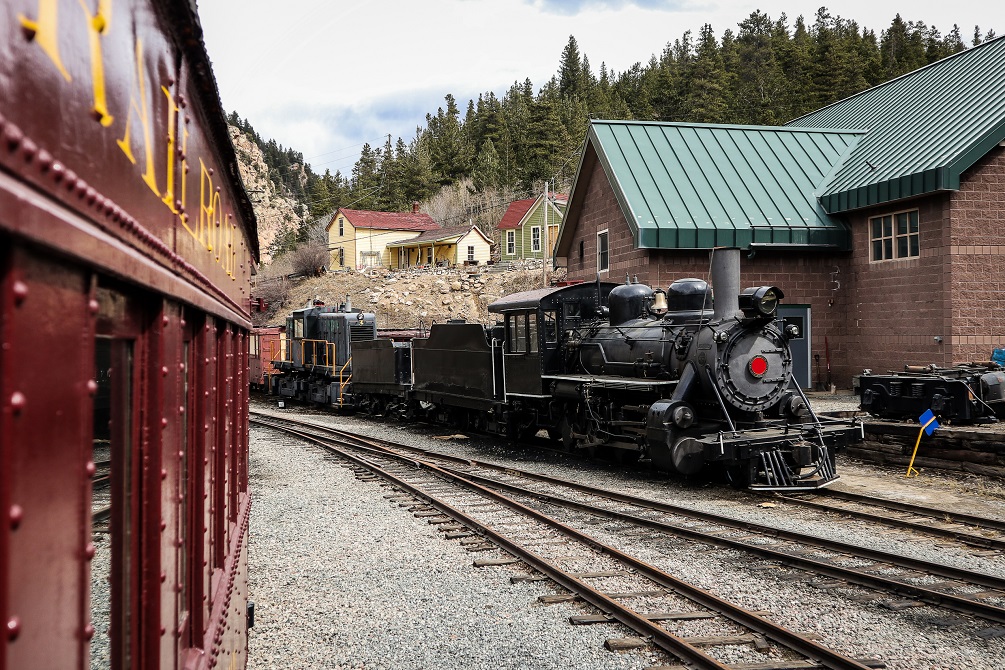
[1,2,257,669]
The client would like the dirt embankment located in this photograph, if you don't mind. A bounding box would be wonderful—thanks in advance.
[254,263,567,329]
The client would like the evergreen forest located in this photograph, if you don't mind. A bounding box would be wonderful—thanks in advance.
[231,9,997,258]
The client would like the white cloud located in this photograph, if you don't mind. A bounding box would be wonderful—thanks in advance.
[198,0,995,172]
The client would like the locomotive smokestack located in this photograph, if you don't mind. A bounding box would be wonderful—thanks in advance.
[711,248,741,322]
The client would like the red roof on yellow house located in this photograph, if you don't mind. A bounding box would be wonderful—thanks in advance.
[329,207,440,232]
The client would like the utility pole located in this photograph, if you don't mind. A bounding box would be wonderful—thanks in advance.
[542,180,549,287]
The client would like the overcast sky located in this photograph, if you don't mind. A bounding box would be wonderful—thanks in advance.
[198,1,998,178]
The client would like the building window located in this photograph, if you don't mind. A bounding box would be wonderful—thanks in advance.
[426,247,433,264]
[467,246,475,261]
[338,218,344,236]
[506,230,515,256]
[336,247,344,266]
[597,230,609,272]
[870,210,919,261]
[360,251,380,268]
[531,226,541,252]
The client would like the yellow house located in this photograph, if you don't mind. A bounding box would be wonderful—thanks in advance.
[386,224,493,269]
[326,205,440,269]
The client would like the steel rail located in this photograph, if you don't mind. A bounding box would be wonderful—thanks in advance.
[251,413,1005,585]
[250,413,1005,623]
[810,489,1005,534]
[252,415,875,670]
[766,493,1005,550]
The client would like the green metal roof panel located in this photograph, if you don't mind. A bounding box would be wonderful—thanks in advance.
[787,36,1005,213]
[588,120,863,250]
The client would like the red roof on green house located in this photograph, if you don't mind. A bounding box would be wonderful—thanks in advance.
[497,198,537,229]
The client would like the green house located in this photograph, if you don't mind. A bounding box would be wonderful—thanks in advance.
[497,193,566,262]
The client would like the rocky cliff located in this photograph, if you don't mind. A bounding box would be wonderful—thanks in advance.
[229,125,304,264]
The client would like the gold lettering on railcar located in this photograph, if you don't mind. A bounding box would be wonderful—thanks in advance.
[160,85,180,212]
[19,0,240,278]
[116,38,159,197]
[18,0,71,81]
[79,0,113,126]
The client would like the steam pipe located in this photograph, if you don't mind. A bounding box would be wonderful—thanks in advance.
[711,248,741,322]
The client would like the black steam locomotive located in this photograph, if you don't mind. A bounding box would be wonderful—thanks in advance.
[342,248,862,490]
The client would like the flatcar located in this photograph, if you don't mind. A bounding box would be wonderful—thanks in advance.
[1,2,256,669]
[857,363,1005,422]
[351,248,863,490]
[250,325,285,391]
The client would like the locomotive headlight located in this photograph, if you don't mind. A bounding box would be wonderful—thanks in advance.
[738,286,785,318]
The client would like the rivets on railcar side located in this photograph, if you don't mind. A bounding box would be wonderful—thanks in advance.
[83,624,95,640]
[161,417,168,428]
[12,280,28,304]
[88,299,100,315]
[9,391,26,414]
[162,365,169,376]
[3,122,23,152]
[6,616,20,641]
[86,380,98,396]
[20,137,37,163]
[161,468,168,480]
[84,543,96,559]
[85,461,96,476]
[36,148,52,172]
[9,505,23,530]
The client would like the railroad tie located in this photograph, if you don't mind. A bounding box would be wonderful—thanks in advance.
[473,557,520,567]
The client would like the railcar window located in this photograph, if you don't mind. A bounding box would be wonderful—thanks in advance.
[293,317,304,339]
[543,311,558,343]
[508,314,526,353]
[91,336,134,670]
[528,315,538,353]
[870,209,919,261]
[564,302,581,318]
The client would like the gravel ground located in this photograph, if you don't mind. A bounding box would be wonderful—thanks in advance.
[248,428,660,670]
[249,397,1005,669]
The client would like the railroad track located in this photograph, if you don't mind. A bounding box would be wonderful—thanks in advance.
[766,489,1005,551]
[253,412,890,669]
[252,412,1005,630]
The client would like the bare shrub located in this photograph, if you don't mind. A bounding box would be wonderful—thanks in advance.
[288,238,329,277]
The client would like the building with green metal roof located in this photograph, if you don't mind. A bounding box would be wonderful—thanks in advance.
[555,36,1005,388]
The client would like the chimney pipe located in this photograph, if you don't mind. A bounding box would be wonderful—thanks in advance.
[412,201,420,214]
[710,248,741,322]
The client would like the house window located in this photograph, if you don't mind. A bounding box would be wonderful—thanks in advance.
[338,218,344,236]
[360,251,380,268]
[426,247,433,264]
[597,230,610,273]
[506,230,515,256]
[336,247,344,266]
[467,246,475,261]
[870,210,919,261]
[531,226,541,252]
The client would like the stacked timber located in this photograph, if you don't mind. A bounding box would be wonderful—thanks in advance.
[847,422,1005,479]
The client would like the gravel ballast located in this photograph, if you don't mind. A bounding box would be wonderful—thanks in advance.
[248,428,656,669]
[249,399,1005,669]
